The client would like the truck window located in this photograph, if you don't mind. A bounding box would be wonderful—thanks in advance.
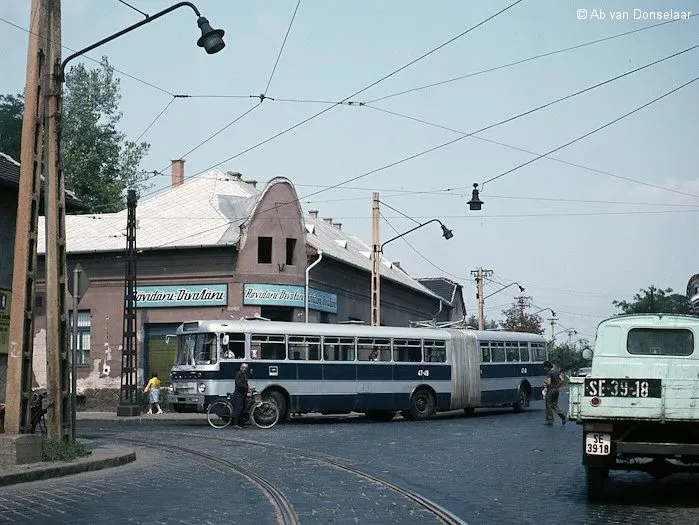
[627,328,694,356]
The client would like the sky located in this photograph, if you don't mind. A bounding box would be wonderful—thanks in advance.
[1,0,697,343]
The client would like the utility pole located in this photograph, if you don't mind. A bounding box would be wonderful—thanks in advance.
[515,295,532,331]
[4,0,48,435]
[370,193,380,327]
[548,315,556,341]
[471,267,492,330]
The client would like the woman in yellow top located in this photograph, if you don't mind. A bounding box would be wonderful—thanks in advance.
[144,373,163,414]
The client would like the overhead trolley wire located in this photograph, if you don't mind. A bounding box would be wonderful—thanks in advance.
[264,0,302,95]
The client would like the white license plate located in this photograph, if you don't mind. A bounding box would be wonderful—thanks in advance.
[179,382,195,390]
[585,433,611,455]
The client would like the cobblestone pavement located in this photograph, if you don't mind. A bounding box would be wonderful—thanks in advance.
[2,396,699,524]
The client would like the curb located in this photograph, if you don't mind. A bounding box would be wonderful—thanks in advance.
[0,449,136,487]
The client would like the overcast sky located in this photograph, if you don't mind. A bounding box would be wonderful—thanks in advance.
[1,0,697,342]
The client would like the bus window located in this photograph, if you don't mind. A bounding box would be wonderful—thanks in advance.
[506,342,519,362]
[323,337,355,361]
[288,336,321,360]
[358,338,391,361]
[251,334,286,360]
[480,341,491,363]
[424,340,446,362]
[221,333,245,359]
[491,341,505,362]
[531,342,547,361]
[393,339,422,362]
[519,342,530,362]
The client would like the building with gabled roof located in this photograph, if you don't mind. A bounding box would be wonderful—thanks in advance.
[28,161,460,407]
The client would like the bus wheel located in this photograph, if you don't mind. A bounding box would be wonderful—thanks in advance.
[264,390,288,422]
[408,388,435,420]
[585,466,605,501]
[513,386,528,412]
[365,411,396,422]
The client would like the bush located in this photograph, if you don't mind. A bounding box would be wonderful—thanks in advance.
[41,439,91,462]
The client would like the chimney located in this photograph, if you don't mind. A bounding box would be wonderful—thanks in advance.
[171,159,184,187]
[308,210,318,219]
[227,171,243,180]
[332,222,342,230]
[323,218,333,224]
[243,179,257,188]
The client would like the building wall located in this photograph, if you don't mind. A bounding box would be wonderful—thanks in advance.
[0,189,17,402]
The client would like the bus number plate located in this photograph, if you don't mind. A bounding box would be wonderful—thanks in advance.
[585,433,611,455]
[584,378,661,398]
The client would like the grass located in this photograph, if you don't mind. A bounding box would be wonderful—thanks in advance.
[41,438,91,462]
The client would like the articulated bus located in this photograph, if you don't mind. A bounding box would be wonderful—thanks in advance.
[168,320,548,421]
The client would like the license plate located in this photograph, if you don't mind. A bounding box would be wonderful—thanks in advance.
[584,378,661,398]
[179,382,195,390]
[585,433,611,455]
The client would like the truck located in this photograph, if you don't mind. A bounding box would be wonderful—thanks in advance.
[568,314,699,500]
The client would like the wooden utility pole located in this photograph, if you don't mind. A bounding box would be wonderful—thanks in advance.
[4,0,49,435]
[471,267,492,330]
[370,193,380,327]
[44,0,70,441]
[548,316,556,341]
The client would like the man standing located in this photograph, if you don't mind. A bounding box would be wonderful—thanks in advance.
[232,363,249,429]
[543,360,566,426]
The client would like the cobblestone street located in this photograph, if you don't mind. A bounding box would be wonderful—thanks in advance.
[2,397,699,524]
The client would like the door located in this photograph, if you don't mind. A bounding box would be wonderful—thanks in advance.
[144,323,181,385]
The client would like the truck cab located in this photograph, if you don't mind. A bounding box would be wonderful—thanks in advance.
[568,314,699,500]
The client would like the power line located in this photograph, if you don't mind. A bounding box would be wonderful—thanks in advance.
[140,0,524,199]
[378,201,421,225]
[115,0,148,18]
[264,0,301,95]
[365,13,698,103]
[363,105,699,200]
[135,95,176,142]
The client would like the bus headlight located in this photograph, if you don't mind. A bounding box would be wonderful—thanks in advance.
[198,383,206,393]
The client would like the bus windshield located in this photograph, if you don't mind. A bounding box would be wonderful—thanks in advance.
[175,332,218,366]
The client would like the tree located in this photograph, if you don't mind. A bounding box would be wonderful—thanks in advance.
[548,340,592,374]
[500,296,545,334]
[613,285,691,315]
[0,57,151,212]
[465,314,499,330]
[0,93,23,160]
[62,58,151,212]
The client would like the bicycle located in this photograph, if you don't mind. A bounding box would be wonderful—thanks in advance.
[207,388,279,429]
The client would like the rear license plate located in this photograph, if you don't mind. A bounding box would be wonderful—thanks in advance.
[179,382,195,390]
[584,378,661,398]
[585,433,611,455]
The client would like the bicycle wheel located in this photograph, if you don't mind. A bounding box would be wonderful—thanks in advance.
[207,400,233,429]
[251,400,279,429]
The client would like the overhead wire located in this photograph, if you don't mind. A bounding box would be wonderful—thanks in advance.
[115,0,149,18]
[139,0,525,198]
[264,0,302,95]
[134,95,176,142]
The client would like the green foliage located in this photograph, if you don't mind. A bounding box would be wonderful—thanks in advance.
[0,93,23,160]
[500,297,545,334]
[62,58,151,212]
[613,285,691,315]
[548,340,592,374]
[465,314,499,330]
[41,438,91,462]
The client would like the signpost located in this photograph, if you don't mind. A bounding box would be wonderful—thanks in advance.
[68,263,90,440]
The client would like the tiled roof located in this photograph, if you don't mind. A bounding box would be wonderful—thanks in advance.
[305,217,441,299]
[417,277,461,306]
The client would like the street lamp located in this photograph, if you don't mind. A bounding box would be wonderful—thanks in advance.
[467,183,483,211]
[483,282,525,300]
[476,282,524,330]
[534,307,557,340]
[380,218,453,253]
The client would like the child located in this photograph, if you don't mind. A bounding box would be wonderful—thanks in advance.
[144,372,163,414]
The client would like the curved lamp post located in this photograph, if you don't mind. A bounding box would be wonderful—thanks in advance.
[380,218,453,253]
[534,307,557,340]
[476,282,524,330]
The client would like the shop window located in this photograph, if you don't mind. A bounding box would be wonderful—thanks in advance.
[357,337,391,361]
[68,310,91,366]
[286,238,297,265]
[393,339,422,362]
[258,237,272,264]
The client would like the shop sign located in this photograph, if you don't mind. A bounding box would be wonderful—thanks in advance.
[243,284,338,313]
[0,289,9,354]
[136,284,227,308]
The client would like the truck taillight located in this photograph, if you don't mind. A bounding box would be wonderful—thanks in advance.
[590,396,601,407]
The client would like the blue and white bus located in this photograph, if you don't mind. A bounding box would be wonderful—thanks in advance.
[168,320,548,421]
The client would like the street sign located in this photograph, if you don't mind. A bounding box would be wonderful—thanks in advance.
[67,263,91,299]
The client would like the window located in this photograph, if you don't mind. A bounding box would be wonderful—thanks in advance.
[285,238,297,265]
[519,342,530,362]
[357,338,391,361]
[257,236,272,264]
[393,339,422,362]
[506,342,519,362]
[322,336,355,361]
[68,310,91,366]
[251,334,286,360]
[288,335,320,360]
[222,333,246,359]
[198,333,218,364]
[627,328,694,356]
[175,332,218,365]
[424,340,447,362]
[480,341,491,363]
[490,341,505,362]
[531,342,547,361]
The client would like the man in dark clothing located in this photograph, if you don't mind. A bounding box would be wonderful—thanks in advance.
[543,360,567,426]
[232,363,249,429]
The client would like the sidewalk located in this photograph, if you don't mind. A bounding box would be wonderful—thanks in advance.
[77,411,209,423]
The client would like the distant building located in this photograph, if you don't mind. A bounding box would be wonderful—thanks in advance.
[416,277,466,324]
[688,274,699,314]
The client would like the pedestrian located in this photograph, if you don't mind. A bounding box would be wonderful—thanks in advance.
[144,372,163,415]
[543,360,566,426]
[232,363,249,429]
